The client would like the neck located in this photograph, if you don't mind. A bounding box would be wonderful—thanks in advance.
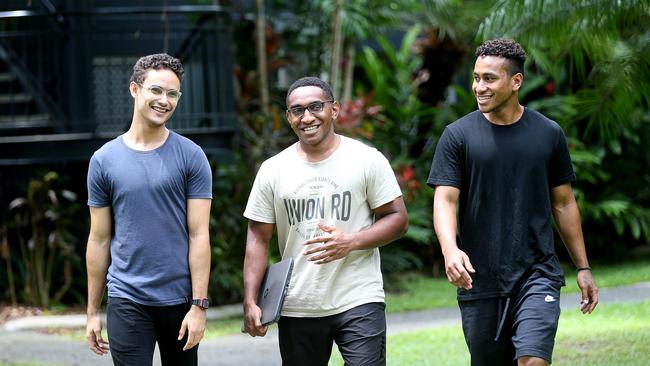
[297,133,341,163]
[124,118,169,150]
[484,103,524,125]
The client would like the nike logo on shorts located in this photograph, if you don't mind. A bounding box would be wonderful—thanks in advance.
[544,295,556,303]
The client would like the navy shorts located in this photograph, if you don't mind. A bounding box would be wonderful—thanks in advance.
[278,302,386,366]
[459,272,562,365]
[107,297,197,366]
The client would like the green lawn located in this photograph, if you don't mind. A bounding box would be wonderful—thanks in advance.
[327,300,650,366]
[385,257,650,313]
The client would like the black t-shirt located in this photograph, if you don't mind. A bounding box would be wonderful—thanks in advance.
[427,108,575,300]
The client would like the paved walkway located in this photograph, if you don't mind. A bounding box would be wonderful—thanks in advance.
[1,282,649,366]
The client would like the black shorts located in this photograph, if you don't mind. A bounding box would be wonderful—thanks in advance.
[107,297,197,366]
[278,302,386,366]
[459,272,562,365]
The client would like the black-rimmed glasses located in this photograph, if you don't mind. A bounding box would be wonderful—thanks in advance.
[287,100,333,118]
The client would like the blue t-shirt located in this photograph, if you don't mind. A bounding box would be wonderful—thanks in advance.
[87,131,212,306]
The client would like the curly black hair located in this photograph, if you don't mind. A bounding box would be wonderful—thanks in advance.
[129,53,184,85]
[286,76,334,106]
[475,39,527,76]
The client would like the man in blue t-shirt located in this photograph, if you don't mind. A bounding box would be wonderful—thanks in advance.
[85,53,212,366]
[428,39,598,366]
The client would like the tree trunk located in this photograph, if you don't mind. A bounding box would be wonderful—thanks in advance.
[53,259,72,303]
[329,0,343,98]
[342,43,356,105]
[255,0,270,119]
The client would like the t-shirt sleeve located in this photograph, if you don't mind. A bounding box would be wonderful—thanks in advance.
[187,147,213,199]
[243,161,276,223]
[548,129,576,187]
[427,126,463,188]
[87,154,111,207]
[365,150,403,209]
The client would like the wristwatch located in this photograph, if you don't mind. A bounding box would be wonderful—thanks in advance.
[191,298,209,310]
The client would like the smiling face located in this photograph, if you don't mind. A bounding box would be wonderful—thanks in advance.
[130,68,181,128]
[472,55,522,120]
[286,85,339,151]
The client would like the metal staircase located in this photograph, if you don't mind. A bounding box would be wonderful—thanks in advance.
[0,44,54,136]
[0,1,237,165]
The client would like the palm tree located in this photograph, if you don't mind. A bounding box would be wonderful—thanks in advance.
[478,0,650,140]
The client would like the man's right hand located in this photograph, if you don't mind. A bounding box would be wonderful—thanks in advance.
[86,313,109,355]
[243,303,268,337]
[443,247,476,290]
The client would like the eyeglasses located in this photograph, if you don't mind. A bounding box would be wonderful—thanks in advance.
[287,100,333,118]
[139,84,182,101]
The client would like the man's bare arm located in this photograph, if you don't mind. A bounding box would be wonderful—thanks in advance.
[179,198,212,350]
[551,183,598,313]
[243,220,274,336]
[86,206,112,355]
[434,185,475,290]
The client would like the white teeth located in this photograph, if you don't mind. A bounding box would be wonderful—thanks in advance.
[303,125,319,132]
[152,106,168,113]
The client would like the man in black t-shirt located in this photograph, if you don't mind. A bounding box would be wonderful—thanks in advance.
[428,39,598,366]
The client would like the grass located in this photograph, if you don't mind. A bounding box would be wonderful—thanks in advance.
[561,258,650,292]
[204,316,248,338]
[385,256,650,313]
[327,300,650,366]
[385,273,458,311]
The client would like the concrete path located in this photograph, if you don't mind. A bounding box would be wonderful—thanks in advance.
[1,282,649,366]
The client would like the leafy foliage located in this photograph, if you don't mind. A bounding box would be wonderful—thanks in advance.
[478,0,650,141]
[337,26,441,274]
[2,172,81,307]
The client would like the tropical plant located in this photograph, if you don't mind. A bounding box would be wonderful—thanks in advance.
[4,171,81,307]
[337,25,442,274]
[478,0,650,141]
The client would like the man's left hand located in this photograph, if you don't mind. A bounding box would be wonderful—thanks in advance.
[303,223,356,264]
[577,270,598,314]
[178,305,207,351]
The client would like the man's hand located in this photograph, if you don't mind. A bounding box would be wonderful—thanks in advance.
[178,305,207,351]
[443,247,475,290]
[577,270,598,314]
[86,313,109,355]
[243,302,268,337]
[303,223,355,264]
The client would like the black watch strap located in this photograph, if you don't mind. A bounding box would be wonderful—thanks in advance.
[192,298,209,310]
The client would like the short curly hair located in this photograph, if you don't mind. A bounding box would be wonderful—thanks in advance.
[286,77,334,106]
[129,53,184,85]
[475,39,527,76]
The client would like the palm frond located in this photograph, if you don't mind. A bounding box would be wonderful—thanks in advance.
[478,0,650,140]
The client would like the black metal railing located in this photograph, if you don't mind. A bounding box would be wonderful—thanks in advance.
[0,2,237,140]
